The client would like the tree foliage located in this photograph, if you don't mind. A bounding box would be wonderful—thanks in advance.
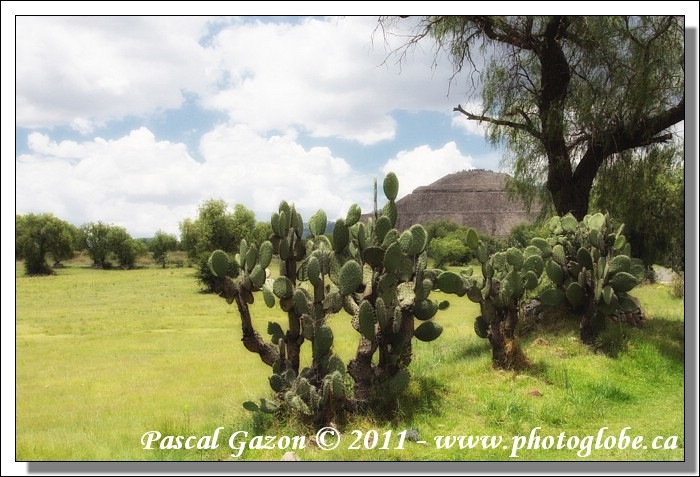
[149,231,179,268]
[16,213,75,275]
[107,226,140,269]
[592,145,684,271]
[179,200,255,260]
[80,222,112,268]
[382,16,684,220]
[79,222,141,269]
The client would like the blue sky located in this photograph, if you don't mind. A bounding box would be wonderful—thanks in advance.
[6,7,697,239]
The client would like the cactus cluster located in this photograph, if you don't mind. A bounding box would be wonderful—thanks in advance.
[207,172,462,425]
[207,200,353,425]
[444,230,544,370]
[535,212,644,344]
[332,172,454,406]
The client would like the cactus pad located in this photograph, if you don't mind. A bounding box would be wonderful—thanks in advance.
[383,172,399,201]
[333,218,350,254]
[474,315,489,338]
[414,320,443,342]
[561,213,578,232]
[313,325,333,358]
[545,260,565,286]
[565,281,585,307]
[531,237,552,258]
[539,288,565,307]
[208,250,229,278]
[272,276,294,299]
[436,271,464,294]
[269,374,285,392]
[609,271,638,292]
[465,228,479,250]
[338,260,363,295]
[523,254,544,276]
[262,285,276,308]
[362,246,385,268]
[345,204,362,227]
[258,241,273,269]
[375,216,392,244]
[250,265,266,289]
[309,209,327,237]
[413,299,438,321]
[609,255,631,275]
[358,300,376,341]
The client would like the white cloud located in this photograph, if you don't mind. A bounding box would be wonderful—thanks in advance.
[15,16,215,129]
[16,128,204,237]
[381,142,474,200]
[16,16,463,143]
[198,124,373,221]
[15,125,376,237]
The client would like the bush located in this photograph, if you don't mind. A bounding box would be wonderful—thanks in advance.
[670,272,684,299]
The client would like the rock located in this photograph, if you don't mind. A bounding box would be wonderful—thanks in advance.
[405,428,421,442]
[280,451,300,461]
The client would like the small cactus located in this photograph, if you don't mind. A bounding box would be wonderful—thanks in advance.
[461,231,544,370]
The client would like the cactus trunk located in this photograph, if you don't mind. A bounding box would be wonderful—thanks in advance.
[486,303,529,370]
[347,336,378,405]
[284,255,303,374]
[234,292,281,367]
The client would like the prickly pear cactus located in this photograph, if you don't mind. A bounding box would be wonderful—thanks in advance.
[206,172,460,425]
[208,200,352,427]
[334,172,462,409]
[455,236,543,370]
[536,212,644,345]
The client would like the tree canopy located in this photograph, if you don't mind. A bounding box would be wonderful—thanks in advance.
[382,16,684,220]
[16,213,75,275]
[592,144,684,271]
[149,230,179,268]
[179,200,257,260]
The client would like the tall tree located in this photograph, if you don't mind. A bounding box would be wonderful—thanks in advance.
[179,200,257,259]
[179,199,237,259]
[16,213,75,275]
[150,230,179,268]
[107,226,139,269]
[383,16,684,219]
[80,222,112,268]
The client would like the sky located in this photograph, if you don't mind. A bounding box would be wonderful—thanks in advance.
[6,4,699,241]
[9,14,500,238]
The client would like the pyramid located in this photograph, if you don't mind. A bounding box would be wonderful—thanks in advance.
[392,169,535,238]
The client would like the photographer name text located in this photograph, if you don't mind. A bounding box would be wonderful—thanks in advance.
[141,426,679,458]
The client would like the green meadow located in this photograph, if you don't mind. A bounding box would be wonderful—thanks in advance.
[15,258,685,461]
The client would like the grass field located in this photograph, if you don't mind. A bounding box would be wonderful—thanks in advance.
[14,258,686,461]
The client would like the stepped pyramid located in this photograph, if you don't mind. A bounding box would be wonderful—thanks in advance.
[391,169,535,238]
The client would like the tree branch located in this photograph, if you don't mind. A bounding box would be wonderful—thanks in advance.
[573,97,685,186]
[453,104,541,139]
[471,16,536,50]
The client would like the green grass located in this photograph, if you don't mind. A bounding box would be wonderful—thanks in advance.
[15,260,686,461]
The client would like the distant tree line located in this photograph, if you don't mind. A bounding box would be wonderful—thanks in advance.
[15,200,272,278]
